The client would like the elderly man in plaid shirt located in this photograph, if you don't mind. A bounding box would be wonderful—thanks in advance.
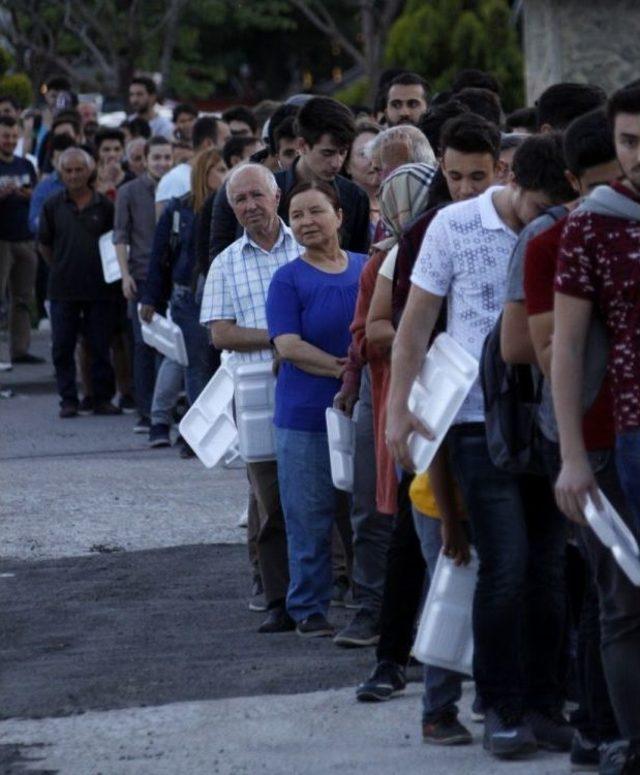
[200,163,299,634]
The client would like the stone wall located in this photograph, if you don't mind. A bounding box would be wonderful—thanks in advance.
[523,0,640,102]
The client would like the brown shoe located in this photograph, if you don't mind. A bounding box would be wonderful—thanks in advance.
[93,401,123,416]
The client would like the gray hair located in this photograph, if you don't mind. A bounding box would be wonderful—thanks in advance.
[372,125,436,167]
[59,146,95,170]
[226,162,278,201]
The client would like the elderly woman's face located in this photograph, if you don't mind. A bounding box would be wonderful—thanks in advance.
[288,189,342,248]
[347,132,380,192]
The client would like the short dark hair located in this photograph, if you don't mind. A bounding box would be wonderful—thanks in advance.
[454,87,502,127]
[222,106,258,135]
[451,69,500,96]
[172,103,198,123]
[0,94,20,110]
[46,76,71,92]
[440,113,501,161]
[374,67,408,114]
[564,108,617,178]
[0,115,17,129]
[505,107,537,133]
[512,132,576,201]
[274,115,297,149]
[286,179,341,216]
[50,134,77,153]
[500,133,526,153]
[192,116,222,150]
[222,136,259,167]
[144,135,172,157]
[125,117,151,139]
[130,76,157,95]
[608,85,640,127]
[94,127,126,151]
[266,103,299,154]
[51,110,81,135]
[386,72,430,103]
[536,82,606,131]
[295,97,356,149]
[418,100,470,156]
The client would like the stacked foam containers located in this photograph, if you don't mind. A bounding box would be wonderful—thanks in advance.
[326,408,356,492]
[585,490,640,586]
[234,361,277,462]
[99,231,123,283]
[139,306,189,367]
[413,550,479,676]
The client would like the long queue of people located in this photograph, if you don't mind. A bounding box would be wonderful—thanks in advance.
[2,68,640,774]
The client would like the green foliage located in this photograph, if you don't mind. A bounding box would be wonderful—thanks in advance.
[334,77,370,107]
[385,0,524,111]
[0,48,13,78]
[0,74,34,107]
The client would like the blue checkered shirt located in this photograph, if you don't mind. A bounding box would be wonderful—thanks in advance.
[200,220,300,363]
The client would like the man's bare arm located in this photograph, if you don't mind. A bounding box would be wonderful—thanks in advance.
[386,285,443,470]
[501,301,538,365]
[210,320,271,352]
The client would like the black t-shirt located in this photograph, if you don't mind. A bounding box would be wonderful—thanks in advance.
[0,156,38,241]
[38,189,115,301]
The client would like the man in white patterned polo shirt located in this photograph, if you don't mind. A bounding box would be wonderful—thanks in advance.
[200,163,299,634]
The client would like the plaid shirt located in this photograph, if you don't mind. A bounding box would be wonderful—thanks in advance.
[200,220,300,363]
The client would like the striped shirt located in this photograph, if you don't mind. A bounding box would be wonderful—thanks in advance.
[200,220,300,363]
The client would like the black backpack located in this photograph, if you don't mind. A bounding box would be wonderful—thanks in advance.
[480,312,544,473]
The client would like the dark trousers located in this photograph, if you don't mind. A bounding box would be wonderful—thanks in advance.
[50,299,115,404]
[448,424,567,715]
[540,436,640,742]
[246,460,290,608]
[128,282,159,419]
[376,474,426,665]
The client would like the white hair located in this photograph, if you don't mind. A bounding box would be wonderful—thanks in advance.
[226,162,278,200]
[371,125,436,167]
[59,146,95,170]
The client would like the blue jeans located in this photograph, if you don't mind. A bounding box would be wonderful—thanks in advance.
[615,430,640,534]
[50,299,115,404]
[275,427,350,622]
[447,424,567,715]
[412,508,464,723]
[128,280,159,419]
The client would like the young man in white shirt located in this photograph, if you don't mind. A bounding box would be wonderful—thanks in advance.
[386,135,575,760]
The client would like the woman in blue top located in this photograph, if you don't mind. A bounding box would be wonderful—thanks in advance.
[266,180,366,637]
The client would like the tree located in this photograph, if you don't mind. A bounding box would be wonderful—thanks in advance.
[0,47,34,107]
[284,0,405,102]
[385,0,524,111]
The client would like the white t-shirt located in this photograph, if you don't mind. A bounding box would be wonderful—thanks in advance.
[410,186,517,424]
[155,163,191,203]
[378,245,398,280]
[149,113,174,139]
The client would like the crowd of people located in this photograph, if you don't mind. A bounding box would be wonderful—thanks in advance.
[2,65,640,774]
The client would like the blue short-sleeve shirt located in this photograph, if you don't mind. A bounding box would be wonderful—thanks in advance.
[267,251,366,431]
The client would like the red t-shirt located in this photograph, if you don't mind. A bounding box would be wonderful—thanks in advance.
[555,182,640,435]
[524,214,615,450]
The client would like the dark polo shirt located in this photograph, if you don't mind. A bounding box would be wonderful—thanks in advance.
[38,189,115,301]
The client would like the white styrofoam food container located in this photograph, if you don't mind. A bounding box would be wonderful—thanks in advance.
[326,407,356,492]
[412,548,479,675]
[178,363,238,468]
[99,231,123,283]
[234,360,276,462]
[408,333,478,474]
[139,305,189,367]
[585,489,640,586]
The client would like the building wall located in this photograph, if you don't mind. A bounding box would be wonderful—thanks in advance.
[523,0,640,102]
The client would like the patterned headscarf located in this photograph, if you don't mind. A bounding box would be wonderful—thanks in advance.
[375,162,437,251]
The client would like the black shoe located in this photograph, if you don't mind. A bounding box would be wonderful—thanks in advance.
[59,400,78,418]
[333,608,380,647]
[175,435,196,459]
[295,613,335,638]
[249,577,267,612]
[600,741,640,775]
[422,713,473,746]
[356,660,406,702]
[258,606,296,634]
[93,401,123,416]
[133,416,151,434]
[471,695,485,723]
[78,396,95,415]
[12,353,45,364]
[570,731,599,771]
[149,423,171,448]
[526,708,573,752]
[118,394,137,414]
[483,707,537,759]
[330,576,350,607]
